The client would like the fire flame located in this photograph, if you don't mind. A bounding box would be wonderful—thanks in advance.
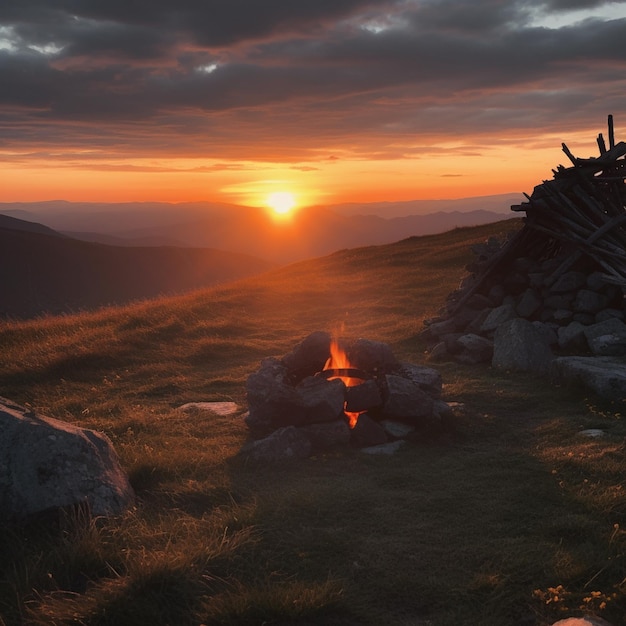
[323,338,364,428]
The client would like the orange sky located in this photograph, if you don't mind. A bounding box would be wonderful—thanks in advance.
[0,128,602,208]
[1,2,625,211]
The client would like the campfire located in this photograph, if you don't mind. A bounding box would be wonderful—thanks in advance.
[243,331,452,459]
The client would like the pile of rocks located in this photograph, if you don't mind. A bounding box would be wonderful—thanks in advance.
[422,248,626,365]
[242,331,452,461]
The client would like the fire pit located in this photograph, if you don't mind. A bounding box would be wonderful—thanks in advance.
[243,331,452,460]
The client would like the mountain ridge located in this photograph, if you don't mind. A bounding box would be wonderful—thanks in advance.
[0,222,274,320]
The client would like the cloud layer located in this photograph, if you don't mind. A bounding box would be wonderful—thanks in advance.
[1,0,625,172]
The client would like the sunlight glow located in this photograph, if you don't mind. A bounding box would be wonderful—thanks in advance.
[266,191,297,215]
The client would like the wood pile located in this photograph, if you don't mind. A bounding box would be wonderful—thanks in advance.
[450,115,626,315]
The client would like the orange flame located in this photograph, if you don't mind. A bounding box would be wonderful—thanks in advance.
[323,338,364,428]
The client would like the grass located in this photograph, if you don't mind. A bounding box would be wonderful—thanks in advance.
[1,218,626,625]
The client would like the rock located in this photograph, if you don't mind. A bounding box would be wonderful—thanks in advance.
[296,376,346,424]
[480,303,517,333]
[361,440,405,455]
[242,426,311,462]
[281,331,331,379]
[351,413,387,447]
[574,289,609,314]
[426,341,450,362]
[380,420,415,438]
[177,401,238,415]
[427,318,459,337]
[551,271,587,293]
[383,375,434,421]
[553,309,574,324]
[492,318,554,373]
[558,321,588,352]
[532,321,558,346]
[348,338,400,372]
[551,616,614,626]
[595,308,625,323]
[551,356,626,401]
[245,358,307,436]
[516,288,542,318]
[399,362,443,398]
[299,420,351,450]
[584,318,626,356]
[544,294,574,310]
[578,429,606,438]
[456,333,494,363]
[345,379,383,412]
[0,398,134,521]
[432,399,454,420]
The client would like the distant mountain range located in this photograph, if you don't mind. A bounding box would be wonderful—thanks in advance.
[0,214,274,320]
[0,195,524,319]
[0,194,523,264]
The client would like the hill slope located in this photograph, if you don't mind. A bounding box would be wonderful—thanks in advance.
[1,217,626,626]
[0,224,274,319]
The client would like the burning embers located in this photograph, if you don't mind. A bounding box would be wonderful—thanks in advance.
[244,331,452,458]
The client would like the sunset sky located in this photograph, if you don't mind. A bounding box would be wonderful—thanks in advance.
[2,0,626,210]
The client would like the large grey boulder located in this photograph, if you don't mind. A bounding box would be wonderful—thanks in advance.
[0,398,134,521]
[551,356,626,401]
[492,318,554,373]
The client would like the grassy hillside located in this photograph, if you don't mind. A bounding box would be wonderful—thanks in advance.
[0,226,273,319]
[1,218,625,626]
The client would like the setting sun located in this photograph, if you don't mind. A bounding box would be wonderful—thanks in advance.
[267,191,297,215]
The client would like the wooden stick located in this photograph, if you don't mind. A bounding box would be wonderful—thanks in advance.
[597,133,607,154]
[608,114,615,149]
[562,142,577,165]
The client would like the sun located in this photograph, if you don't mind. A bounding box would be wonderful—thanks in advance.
[266,191,296,215]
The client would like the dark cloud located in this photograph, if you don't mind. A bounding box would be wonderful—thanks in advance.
[1,0,626,162]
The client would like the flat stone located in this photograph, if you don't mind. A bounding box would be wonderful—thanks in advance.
[360,440,405,455]
[551,616,614,626]
[178,401,238,415]
[380,420,415,438]
[578,429,606,438]
[552,356,626,401]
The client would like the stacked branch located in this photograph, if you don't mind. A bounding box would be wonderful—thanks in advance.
[515,114,626,287]
[449,115,626,316]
